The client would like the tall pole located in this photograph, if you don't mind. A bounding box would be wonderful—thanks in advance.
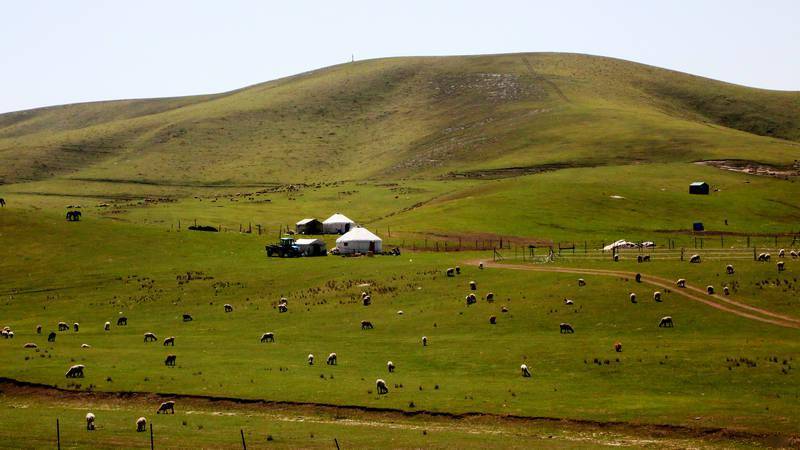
[241,429,247,450]
[150,423,154,450]
[56,418,61,450]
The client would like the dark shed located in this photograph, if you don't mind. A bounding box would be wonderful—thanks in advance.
[689,181,710,195]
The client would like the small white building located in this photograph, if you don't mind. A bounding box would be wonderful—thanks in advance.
[323,213,356,234]
[295,238,327,256]
[335,227,382,254]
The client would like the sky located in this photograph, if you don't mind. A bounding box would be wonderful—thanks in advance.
[1,0,798,114]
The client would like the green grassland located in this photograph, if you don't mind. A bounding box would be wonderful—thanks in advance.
[1,52,800,447]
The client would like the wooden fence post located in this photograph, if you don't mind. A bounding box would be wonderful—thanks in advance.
[240,429,247,450]
[56,418,61,450]
[150,422,154,450]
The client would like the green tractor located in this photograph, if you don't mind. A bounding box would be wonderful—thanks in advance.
[265,237,303,258]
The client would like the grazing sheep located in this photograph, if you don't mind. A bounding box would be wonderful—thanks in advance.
[707,285,715,295]
[479,262,484,269]
[104,322,110,331]
[156,401,175,414]
[465,293,477,306]
[446,268,455,277]
[690,254,701,263]
[182,313,193,322]
[73,323,79,332]
[653,291,662,302]
[397,310,404,315]
[635,273,642,283]
[224,304,233,313]
[362,295,371,306]
[559,323,575,334]
[521,364,532,377]
[758,253,771,262]
[387,361,395,373]
[86,412,95,430]
[643,255,651,262]
[58,322,69,331]
[144,332,157,343]
[469,281,476,290]
[658,316,674,328]
[791,250,798,259]
[326,353,337,365]
[422,336,427,346]
[81,344,91,348]
[376,378,389,395]
[779,249,785,258]
[485,292,495,302]
[163,336,175,346]
[260,332,275,343]
[564,298,574,305]
[613,254,620,262]
[723,286,730,295]
[630,293,637,304]
[6,331,13,339]
[778,261,785,272]
[361,320,374,330]
[726,264,735,275]
[501,306,509,313]
[278,304,288,313]
[308,354,314,365]
[455,266,461,274]
[36,325,42,334]
[279,297,288,305]
[676,279,686,288]
[165,354,177,366]
[65,364,85,378]
[48,332,56,342]
[1,329,7,338]
[637,255,643,263]
[23,342,38,349]
[117,317,127,326]
[136,417,147,432]
[489,315,497,324]
[578,278,586,287]
[614,342,623,352]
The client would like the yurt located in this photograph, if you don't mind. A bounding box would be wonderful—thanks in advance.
[322,213,356,234]
[335,227,382,254]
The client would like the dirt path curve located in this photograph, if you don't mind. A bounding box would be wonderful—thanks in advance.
[467,260,800,329]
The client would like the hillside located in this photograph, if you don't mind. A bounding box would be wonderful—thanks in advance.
[1,53,799,185]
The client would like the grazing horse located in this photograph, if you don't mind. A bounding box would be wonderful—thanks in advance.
[658,316,674,328]
[164,354,177,366]
[559,323,575,334]
[156,401,175,414]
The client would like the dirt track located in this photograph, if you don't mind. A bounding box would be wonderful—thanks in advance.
[469,260,800,329]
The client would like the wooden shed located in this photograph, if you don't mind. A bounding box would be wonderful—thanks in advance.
[689,181,709,195]
[295,218,323,235]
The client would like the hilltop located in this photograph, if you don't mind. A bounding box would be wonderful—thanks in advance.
[1,53,799,185]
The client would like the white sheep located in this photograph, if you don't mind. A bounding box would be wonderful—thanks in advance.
[779,249,785,258]
[308,354,314,365]
[23,342,37,349]
[630,293,637,303]
[726,264,734,275]
[479,262,484,269]
[778,261,785,272]
[676,279,686,288]
[723,286,730,295]
[81,344,91,348]
[422,336,428,346]
[397,310,404,315]
[86,412,95,430]
[707,285,715,295]
[104,321,111,331]
[327,352,337,365]
[136,417,147,432]
[486,292,495,302]
[578,278,586,287]
[376,378,389,394]
[521,364,531,377]
[690,254,701,263]
[65,364,85,378]
[564,298,574,305]
[653,291,662,302]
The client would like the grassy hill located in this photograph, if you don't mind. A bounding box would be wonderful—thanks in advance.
[1,53,799,185]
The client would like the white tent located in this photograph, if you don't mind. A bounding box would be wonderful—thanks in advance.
[323,213,356,234]
[335,227,382,254]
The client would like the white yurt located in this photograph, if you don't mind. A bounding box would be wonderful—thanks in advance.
[322,213,356,234]
[335,227,382,254]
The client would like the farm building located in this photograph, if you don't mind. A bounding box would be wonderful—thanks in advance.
[295,238,327,256]
[689,181,709,195]
[323,213,356,234]
[295,218,323,235]
[335,227,382,254]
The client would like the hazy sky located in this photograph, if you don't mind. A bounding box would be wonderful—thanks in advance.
[1,0,798,113]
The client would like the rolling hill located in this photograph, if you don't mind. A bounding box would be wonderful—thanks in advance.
[1,53,799,186]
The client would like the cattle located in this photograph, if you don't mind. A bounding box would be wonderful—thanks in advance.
[658,316,674,328]
[643,255,651,262]
[613,254,620,262]
[479,262,484,269]
[455,266,461,274]
[260,332,275,343]
[278,304,288,313]
[637,255,643,263]
[758,253,771,262]
[156,401,175,414]
[779,249,785,258]
[165,354,177,366]
[23,342,38,349]
[559,323,575,334]
[308,354,314,365]
[361,320,374,330]
[564,298,574,305]
[376,379,389,395]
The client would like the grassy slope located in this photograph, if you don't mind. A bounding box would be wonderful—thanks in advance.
[1,53,798,185]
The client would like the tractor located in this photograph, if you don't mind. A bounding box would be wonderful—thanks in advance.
[265,237,302,258]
